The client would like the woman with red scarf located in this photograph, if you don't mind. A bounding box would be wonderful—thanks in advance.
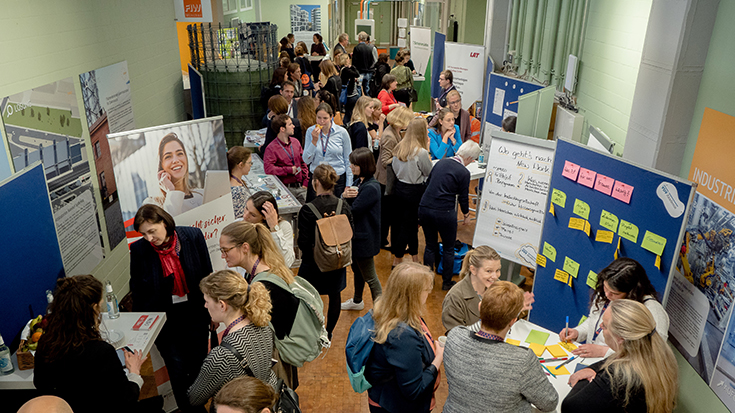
[130,204,213,413]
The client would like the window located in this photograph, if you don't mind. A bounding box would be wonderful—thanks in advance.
[223,0,237,14]
[94,141,101,159]
[240,0,253,11]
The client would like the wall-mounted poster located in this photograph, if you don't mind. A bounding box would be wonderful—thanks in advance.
[291,4,322,50]
[80,61,135,249]
[107,117,233,269]
[1,78,105,277]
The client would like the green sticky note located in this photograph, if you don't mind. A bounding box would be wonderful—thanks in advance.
[641,231,666,256]
[578,315,588,326]
[525,329,550,346]
[551,189,567,208]
[573,199,590,220]
[619,220,639,243]
[586,270,598,289]
[563,256,580,278]
[542,242,557,262]
[599,210,619,232]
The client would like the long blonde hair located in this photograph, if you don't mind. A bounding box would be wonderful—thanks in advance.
[394,118,429,162]
[459,245,501,279]
[221,222,295,284]
[297,96,317,141]
[603,299,678,413]
[200,270,272,327]
[372,262,433,344]
[350,96,373,127]
[369,98,383,123]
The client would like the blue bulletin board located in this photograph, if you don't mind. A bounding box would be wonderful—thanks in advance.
[430,31,446,99]
[484,73,543,128]
[529,139,695,333]
[0,163,65,342]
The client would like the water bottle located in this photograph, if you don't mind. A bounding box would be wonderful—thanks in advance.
[105,281,120,319]
[0,333,14,375]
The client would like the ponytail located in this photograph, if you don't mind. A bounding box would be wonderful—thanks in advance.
[459,245,501,279]
[244,282,272,327]
[222,221,295,285]
[200,270,272,327]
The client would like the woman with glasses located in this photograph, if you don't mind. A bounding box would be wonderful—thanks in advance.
[228,146,253,219]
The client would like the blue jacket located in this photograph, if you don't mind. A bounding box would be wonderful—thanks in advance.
[428,125,461,160]
[365,322,438,413]
[346,176,381,258]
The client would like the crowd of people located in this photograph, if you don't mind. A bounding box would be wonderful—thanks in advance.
[25,32,680,413]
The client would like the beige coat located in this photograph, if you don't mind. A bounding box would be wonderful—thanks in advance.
[441,274,481,334]
[375,125,402,185]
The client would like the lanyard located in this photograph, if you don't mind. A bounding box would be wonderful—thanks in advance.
[320,123,333,157]
[223,315,245,337]
[476,331,504,342]
[277,138,296,165]
[592,302,609,342]
[230,175,243,185]
[250,257,260,279]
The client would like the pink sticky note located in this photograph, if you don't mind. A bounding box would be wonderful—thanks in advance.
[611,181,634,204]
[577,168,597,188]
[594,174,615,196]
[561,161,581,181]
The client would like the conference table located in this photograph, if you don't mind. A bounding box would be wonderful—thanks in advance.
[505,319,604,412]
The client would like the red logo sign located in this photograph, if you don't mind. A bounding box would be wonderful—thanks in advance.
[184,0,203,18]
[470,52,480,58]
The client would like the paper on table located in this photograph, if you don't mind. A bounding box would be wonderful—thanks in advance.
[577,168,596,188]
[543,242,557,262]
[563,256,580,278]
[641,230,666,256]
[573,199,590,220]
[537,254,547,267]
[548,364,571,375]
[611,180,634,204]
[586,270,598,289]
[599,210,619,232]
[619,220,639,243]
[526,329,551,345]
[594,174,615,196]
[554,269,570,284]
[559,341,578,352]
[506,338,521,346]
[562,161,581,181]
[595,230,614,243]
[545,344,568,357]
[528,342,546,356]
[551,188,567,208]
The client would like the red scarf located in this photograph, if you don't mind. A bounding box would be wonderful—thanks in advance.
[152,232,189,297]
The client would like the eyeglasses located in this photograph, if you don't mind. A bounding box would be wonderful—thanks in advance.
[448,100,461,106]
[220,244,241,255]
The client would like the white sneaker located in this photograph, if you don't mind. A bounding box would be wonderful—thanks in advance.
[341,298,365,311]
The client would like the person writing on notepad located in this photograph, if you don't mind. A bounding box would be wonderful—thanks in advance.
[559,258,669,358]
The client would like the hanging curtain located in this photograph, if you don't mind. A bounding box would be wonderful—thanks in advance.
[507,0,586,88]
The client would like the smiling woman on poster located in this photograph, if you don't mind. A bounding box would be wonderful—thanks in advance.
[144,133,203,216]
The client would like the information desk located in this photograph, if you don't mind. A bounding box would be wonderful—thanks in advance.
[0,312,166,390]
[505,319,603,412]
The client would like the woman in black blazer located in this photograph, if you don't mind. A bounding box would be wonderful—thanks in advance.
[341,148,382,311]
[297,164,353,339]
[129,204,213,413]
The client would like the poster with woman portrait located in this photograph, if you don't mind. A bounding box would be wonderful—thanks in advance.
[107,116,234,269]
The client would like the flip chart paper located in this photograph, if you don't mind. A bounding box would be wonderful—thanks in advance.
[586,270,598,289]
[548,365,571,375]
[562,160,581,181]
[543,242,557,262]
[641,231,666,256]
[577,168,596,188]
[568,217,585,231]
[595,230,614,243]
[563,257,580,278]
[599,210,619,232]
[526,330,550,345]
[594,174,615,195]
[573,199,590,220]
[536,254,547,267]
[528,342,546,356]
[546,344,567,358]
[612,181,634,204]
[554,269,570,284]
[619,220,639,243]
[551,189,567,208]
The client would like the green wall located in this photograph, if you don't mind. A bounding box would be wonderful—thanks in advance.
[574,0,652,154]
[224,5,257,25]
[463,0,487,46]
[259,0,331,45]
[0,1,185,297]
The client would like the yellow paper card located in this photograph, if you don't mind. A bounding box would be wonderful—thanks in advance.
[559,341,578,352]
[543,242,557,262]
[549,202,555,216]
[586,270,598,289]
[619,220,639,243]
[551,188,566,208]
[536,254,547,267]
[641,231,666,256]
[546,344,567,357]
[599,210,619,232]
[563,256,580,278]
[554,269,570,284]
[655,255,661,270]
[573,199,590,220]
[528,342,546,356]
[595,230,614,243]
[548,365,571,375]
[568,217,585,231]
[506,338,521,346]
[583,221,591,237]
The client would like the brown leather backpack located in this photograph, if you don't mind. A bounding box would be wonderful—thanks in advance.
[306,199,353,272]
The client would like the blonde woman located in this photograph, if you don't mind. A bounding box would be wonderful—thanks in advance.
[219,221,300,388]
[390,118,432,267]
[369,98,386,152]
[348,96,378,149]
[317,59,342,111]
[562,299,678,413]
[187,270,277,407]
[297,96,317,145]
[365,263,442,413]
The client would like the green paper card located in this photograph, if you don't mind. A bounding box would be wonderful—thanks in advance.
[525,329,550,345]
[543,242,557,262]
[578,315,588,326]
[619,220,639,243]
[599,210,619,232]
[563,256,580,278]
[573,199,590,220]
[586,270,598,289]
[641,230,666,256]
[551,189,567,208]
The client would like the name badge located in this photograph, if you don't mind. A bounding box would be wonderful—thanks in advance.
[172,294,188,304]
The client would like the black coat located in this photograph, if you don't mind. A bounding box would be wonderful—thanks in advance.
[345,176,381,258]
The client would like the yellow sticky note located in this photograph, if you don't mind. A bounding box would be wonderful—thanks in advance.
[641,231,666,256]
[573,199,590,220]
[528,342,546,356]
[506,338,521,346]
[559,341,578,352]
[543,242,557,262]
[586,270,598,289]
[599,210,619,232]
[549,202,555,216]
[548,365,571,375]
[563,257,580,278]
[619,220,639,243]
[546,344,567,357]
[614,248,619,260]
[568,276,573,288]
[583,221,591,237]
[568,217,585,231]
[595,230,614,243]
[655,255,661,270]
[551,189,566,208]
[536,254,547,267]
[554,269,570,284]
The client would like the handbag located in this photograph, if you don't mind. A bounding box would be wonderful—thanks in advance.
[384,162,397,196]
[275,378,302,413]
